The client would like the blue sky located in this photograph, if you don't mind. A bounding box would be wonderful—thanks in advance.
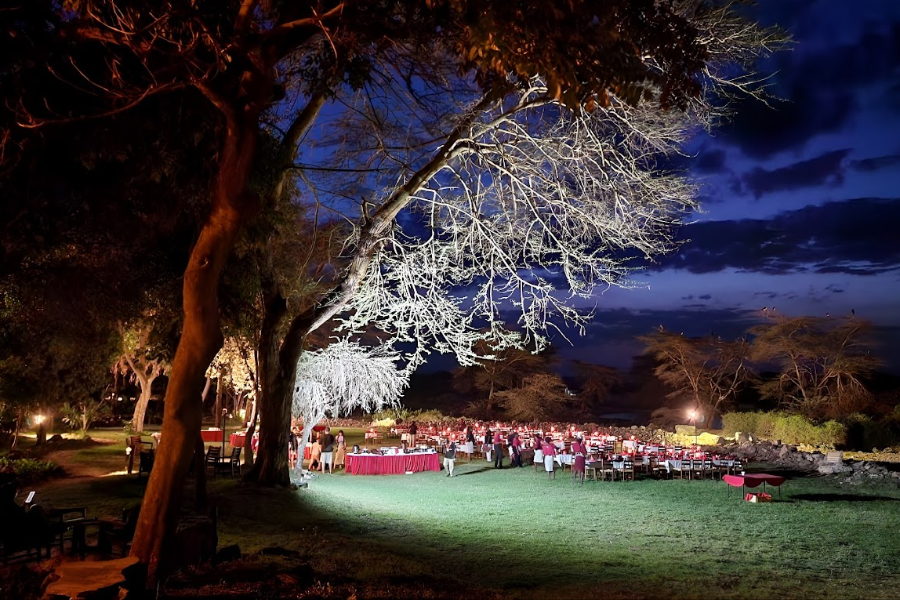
[549,0,900,373]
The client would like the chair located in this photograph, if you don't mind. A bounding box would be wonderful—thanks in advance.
[617,459,635,482]
[205,446,222,477]
[98,506,140,557]
[137,449,155,478]
[219,447,242,477]
[48,506,87,554]
[730,458,744,476]
[675,459,690,480]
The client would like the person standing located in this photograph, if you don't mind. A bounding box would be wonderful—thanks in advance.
[510,432,523,467]
[408,421,418,446]
[484,428,493,463]
[571,436,587,483]
[334,429,347,471]
[444,438,457,477]
[493,429,504,469]
[542,436,557,479]
[465,425,476,460]
[320,427,335,474]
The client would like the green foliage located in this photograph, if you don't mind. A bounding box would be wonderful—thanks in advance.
[722,411,846,447]
[59,399,112,437]
[0,456,59,483]
[370,407,453,427]
[843,413,900,451]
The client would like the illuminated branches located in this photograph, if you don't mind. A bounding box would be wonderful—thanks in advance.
[291,340,408,452]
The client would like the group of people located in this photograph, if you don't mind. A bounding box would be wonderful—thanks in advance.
[443,431,589,482]
[292,427,347,473]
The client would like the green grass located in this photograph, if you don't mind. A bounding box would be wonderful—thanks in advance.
[28,429,900,599]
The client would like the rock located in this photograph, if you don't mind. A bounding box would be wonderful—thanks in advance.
[817,463,852,475]
[48,434,63,443]
[214,544,241,565]
[778,445,791,459]
[44,556,138,600]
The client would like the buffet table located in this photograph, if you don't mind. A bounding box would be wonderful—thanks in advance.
[200,429,225,443]
[346,452,440,475]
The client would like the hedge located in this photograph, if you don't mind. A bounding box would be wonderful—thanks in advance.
[721,411,846,447]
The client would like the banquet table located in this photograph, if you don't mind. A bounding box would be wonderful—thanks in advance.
[723,473,786,498]
[346,452,440,475]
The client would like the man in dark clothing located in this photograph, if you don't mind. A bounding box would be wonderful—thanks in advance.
[319,428,335,473]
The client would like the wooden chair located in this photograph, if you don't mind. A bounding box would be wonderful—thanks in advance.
[205,446,222,477]
[98,506,140,557]
[219,447,242,477]
[616,459,635,482]
[137,449,155,478]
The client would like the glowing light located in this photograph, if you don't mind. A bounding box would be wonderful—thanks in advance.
[34,415,45,425]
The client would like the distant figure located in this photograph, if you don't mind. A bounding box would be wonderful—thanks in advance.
[444,439,457,477]
[408,421,418,446]
[334,430,347,470]
[309,431,322,471]
[542,436,557,479]
[509,432,523,467]
[465,425,476,459]
[493,430,504,469]
[320,427,335,474]
[484,428,493,463]
[571,437,587,484]
[533,436,544,471]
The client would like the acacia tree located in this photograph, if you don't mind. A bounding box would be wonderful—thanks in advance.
[494,372,570,423]
[453,339,553,417]
[291,340,408,460]
[573,361,624,416]
[3,0,787,580]
[750,314,879,420]
[641,328,754,427]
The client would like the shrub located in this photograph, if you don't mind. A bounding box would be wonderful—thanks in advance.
[0,456,60,483]
[721,411,846,447]
[843,413,900,451]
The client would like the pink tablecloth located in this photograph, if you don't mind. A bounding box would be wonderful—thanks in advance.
[723,473,786,488]
[346,453,440,475]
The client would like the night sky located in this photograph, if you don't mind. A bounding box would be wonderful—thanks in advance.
[544,0,900,375]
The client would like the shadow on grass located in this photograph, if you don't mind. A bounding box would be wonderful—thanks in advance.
[790,493,900,502]
[454,466,495,476]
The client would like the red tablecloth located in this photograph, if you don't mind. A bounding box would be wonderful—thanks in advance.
[346,453,440,475]
[229,432,259,452]
[723,473,786,488]
[200,429,225,443]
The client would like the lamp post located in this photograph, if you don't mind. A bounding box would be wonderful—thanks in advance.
[222,408,228,455]
[688,409,699,450]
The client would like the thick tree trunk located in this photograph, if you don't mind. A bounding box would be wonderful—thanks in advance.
[194,433,207,510]
[130,103,260,584]
[132,374,156,434]
[245,287,310,486]
[245,286,290,486]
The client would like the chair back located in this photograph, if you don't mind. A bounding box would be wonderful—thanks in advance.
[206,446,221,460]
[230,446,242,460]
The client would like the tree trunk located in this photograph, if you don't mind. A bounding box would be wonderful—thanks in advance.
[194,433,207,510]
[245,287,311,486]
[129,102,260,584]
[243,394,257,467]
[132,374,156,434]
[214,373,223,428]
[244,286,290,485]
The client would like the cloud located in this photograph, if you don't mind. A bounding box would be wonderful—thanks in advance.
[657,198,900,275]
[741,149,850,197]
[850,154,900,172]
[720,5,900,158]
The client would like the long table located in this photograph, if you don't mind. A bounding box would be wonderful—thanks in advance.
[346,452,440,475]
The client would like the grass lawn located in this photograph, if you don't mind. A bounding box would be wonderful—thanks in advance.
[22,430,900,599]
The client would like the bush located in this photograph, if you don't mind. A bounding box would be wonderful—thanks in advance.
[0,456,60,483]
[844,413,900,451]
[722,411,846,447]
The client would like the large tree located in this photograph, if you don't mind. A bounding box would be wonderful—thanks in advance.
[2,0,787,581]
[641,328,754,427]
[750,314,879,420]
